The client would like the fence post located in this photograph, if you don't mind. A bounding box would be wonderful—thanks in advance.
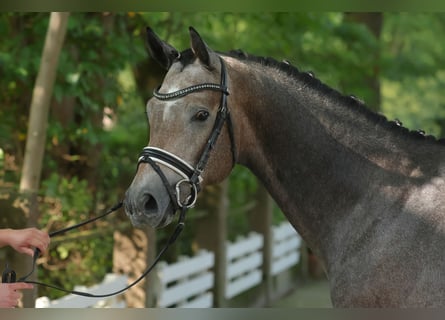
[193,180,229,307]
[247,182,273,305]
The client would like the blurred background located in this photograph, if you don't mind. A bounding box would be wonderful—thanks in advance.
[1,12,445,308]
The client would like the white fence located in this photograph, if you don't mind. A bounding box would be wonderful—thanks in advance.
[155,250,214,307]
[225,232,263,299]
[271,222,302,275]
[35,273,128,308]
[36,221,301,308]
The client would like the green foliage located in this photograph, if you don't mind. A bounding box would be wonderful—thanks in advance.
[226,166,258,240]
[0,14,47,157]
[381,13,445,137]
[40,173,92,224]
[38,173,114,298]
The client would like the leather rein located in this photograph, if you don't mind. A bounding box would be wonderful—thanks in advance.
[2,56,235,300]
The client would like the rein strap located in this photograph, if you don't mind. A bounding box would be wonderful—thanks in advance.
[2,201,187,299]
[1,56,235,300]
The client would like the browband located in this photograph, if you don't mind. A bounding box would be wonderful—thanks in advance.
[153,83,229,101]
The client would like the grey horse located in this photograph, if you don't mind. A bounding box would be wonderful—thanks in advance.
[124,27,445,307]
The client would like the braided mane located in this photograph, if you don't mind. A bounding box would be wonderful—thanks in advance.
[223,49,445,146]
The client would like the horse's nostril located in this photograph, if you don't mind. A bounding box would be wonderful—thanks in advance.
[144,195,159,214]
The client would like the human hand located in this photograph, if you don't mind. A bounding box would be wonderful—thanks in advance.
[0,282,34,308]
[7,228,50,257]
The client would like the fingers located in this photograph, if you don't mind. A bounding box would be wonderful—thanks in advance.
[30,228,50,253]
[9,282,34,290]
[19,247,36,257]
[16,228,50,256]
[0,283,33,308]
[0,296,20,308]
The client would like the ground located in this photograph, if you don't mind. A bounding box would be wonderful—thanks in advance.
[271,280,332,308]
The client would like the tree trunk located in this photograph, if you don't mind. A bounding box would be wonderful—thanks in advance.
[247,182,273,306]
[18,12,69,308]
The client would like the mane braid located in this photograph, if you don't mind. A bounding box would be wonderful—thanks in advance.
[223,49,445,147]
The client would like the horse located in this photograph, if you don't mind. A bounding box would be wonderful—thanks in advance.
[124,27,445,307]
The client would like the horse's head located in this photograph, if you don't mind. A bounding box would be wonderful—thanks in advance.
[124,27,237,228]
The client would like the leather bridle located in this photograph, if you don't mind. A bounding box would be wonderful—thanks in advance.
[2,56,236,300]
[138,56,236,211]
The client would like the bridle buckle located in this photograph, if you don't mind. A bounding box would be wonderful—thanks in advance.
[175,179,198,208]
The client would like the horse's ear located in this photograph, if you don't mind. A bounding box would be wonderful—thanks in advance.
[146,27,179,70]
[189,26,211,68]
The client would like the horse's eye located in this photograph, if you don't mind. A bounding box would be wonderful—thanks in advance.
[194,110,210,121]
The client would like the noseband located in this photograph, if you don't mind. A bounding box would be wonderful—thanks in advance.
[138,56,236,211]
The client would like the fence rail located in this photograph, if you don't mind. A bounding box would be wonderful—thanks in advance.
[271,222,302,275]
[225,232,263,299]
[156,250,214,308]
[36,221,302,308]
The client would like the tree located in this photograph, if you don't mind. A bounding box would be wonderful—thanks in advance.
[344,12,383,111]
[18,12,69,307]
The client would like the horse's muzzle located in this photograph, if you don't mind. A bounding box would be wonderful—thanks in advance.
[124,189,174,228]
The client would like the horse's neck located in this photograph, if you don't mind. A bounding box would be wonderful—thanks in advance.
[232,61,445,265]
